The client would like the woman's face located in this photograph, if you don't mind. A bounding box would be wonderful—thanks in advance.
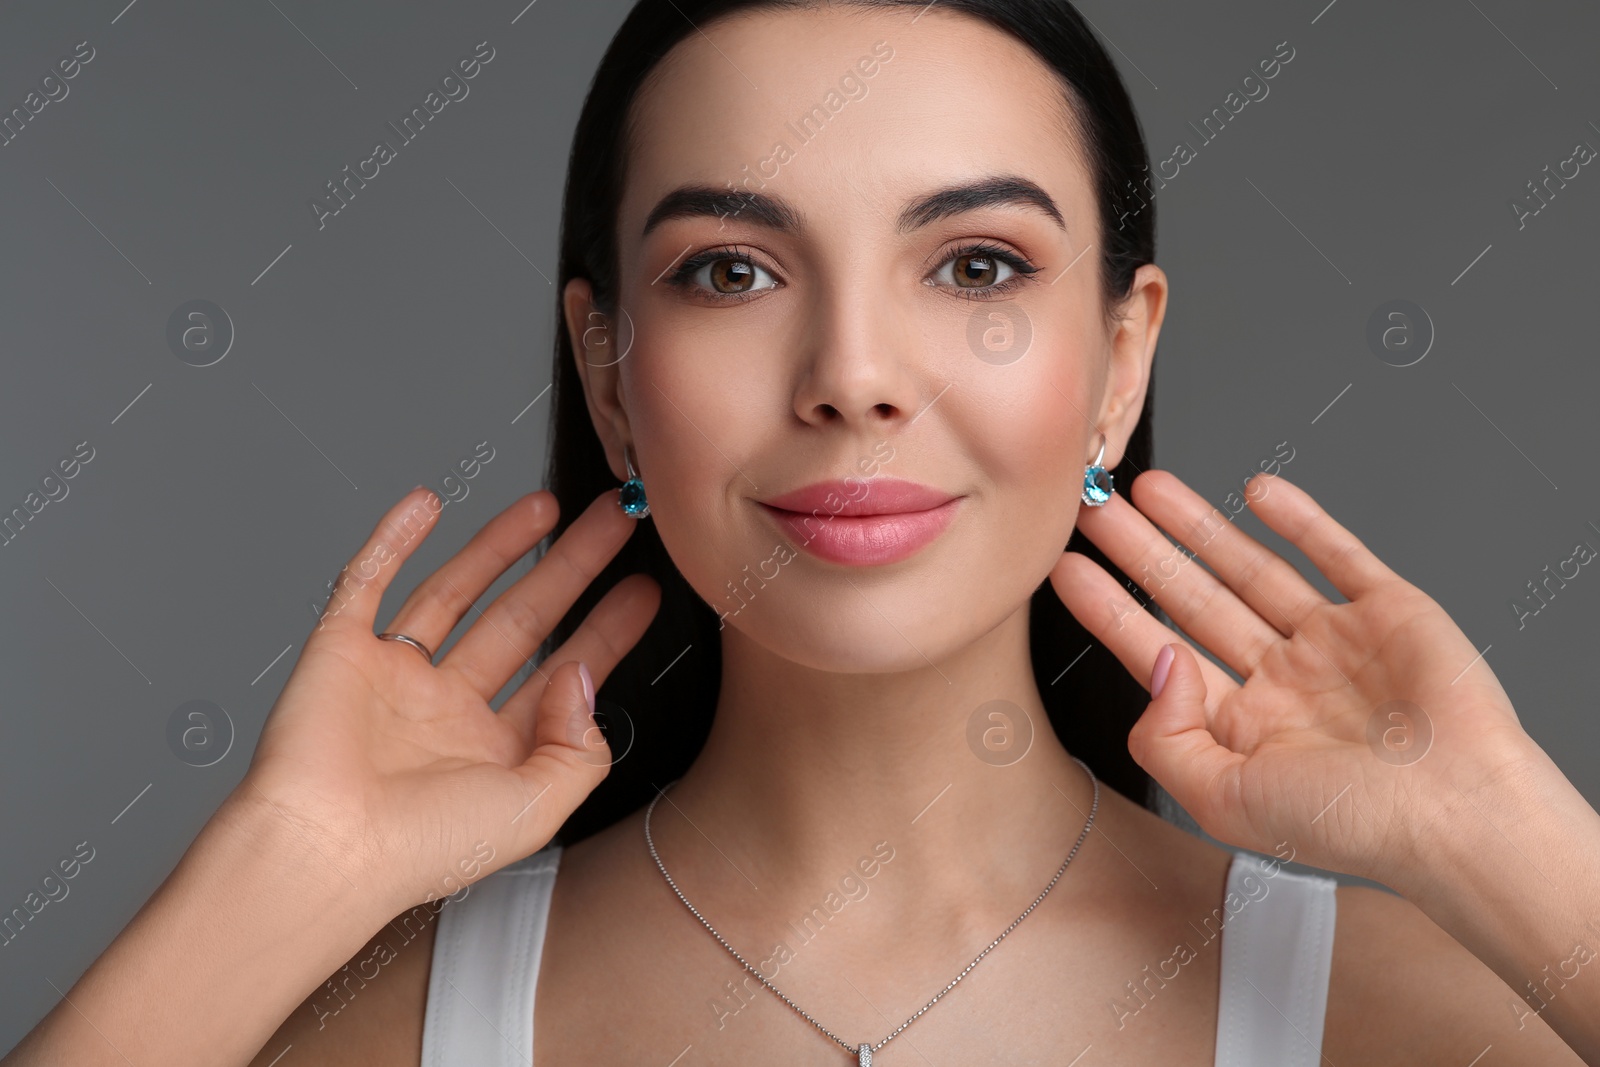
[567,5,1165,672]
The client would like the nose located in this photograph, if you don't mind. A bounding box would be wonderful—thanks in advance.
[790,280,927,434]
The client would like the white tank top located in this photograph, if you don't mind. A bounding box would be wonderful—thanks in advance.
[421,844,1337,1065]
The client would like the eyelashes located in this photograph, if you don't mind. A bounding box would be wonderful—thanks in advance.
[665,244,778,303]
[662,241,1043,304]
[927,242,1043,302]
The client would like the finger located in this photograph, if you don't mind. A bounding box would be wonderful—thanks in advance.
[440,489,636,701]
[496,572,661,747]
[1072,483,1284,679]
[1129,469,1329,641]
[314,486,443,637]
[382,490,559,657]
[1128,643,1247,840]
[1049,550,1241,714]
[505,659,611,858]
[1243,472,1401,602]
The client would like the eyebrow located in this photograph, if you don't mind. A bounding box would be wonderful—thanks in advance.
[640,174,1068,239]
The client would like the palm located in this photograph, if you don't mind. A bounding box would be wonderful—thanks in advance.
[249,631,529,905]
[235,486,658,920]
[1051,469,1533,885]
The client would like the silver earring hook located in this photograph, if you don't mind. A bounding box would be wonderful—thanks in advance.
[1090,432,1107,469]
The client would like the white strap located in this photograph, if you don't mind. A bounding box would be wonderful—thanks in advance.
[421,844,564,1067]
[1213,850,1338,1067]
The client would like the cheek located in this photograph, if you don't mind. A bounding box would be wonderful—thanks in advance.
[620,339,774,488]
[958,343,1096,488]
[954,337,1101,562]
[618,340,777,590]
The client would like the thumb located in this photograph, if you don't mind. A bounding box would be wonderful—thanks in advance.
[527,659,611,762]
[511,660,612,854]
[1127,643,1241,830]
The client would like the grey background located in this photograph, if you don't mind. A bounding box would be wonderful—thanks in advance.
[2,0,1597,1052]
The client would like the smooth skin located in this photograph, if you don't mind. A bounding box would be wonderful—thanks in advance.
[9,5,1599,1066]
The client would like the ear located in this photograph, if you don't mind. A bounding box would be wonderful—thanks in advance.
[562,277,632,480]
[1096,262,1168,467]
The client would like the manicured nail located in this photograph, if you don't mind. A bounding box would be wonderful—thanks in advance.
[1150,644,1175,699]
[578,661,596,721]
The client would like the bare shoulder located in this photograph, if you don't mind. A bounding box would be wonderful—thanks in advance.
[1323,883,1584,1066]
[245,901,443,1066]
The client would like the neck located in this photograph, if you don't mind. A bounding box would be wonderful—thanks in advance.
[653,606,1104,922]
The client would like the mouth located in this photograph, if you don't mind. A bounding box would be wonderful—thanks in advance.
[755,479,963,566]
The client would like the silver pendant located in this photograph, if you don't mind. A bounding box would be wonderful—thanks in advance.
[857,1043,872,1066]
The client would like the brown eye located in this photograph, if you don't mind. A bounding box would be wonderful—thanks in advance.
[709,258,756,293]
[930,247,1020,293]
[953,252,999,288]
[673,252,778,299]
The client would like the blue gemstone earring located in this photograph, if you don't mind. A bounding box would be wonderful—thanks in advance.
[619,446,650,518]
[1082,431,1114,507]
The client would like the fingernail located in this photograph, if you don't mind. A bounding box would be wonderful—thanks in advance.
[578,661,596,721]
[1150,644,1175,698]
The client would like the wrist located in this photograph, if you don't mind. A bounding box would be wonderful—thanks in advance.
[1391,734,1600,928]
[6,787,397,1066]
[209,777,400,931]
[1384,736,1600,1061]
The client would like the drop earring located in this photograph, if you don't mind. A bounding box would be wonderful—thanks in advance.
[619,445,650,518]
[1082,431,1114,507]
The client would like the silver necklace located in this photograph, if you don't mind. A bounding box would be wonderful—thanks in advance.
[643,757,1100,1065]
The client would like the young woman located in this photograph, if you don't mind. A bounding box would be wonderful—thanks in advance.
[7,1,1598,1064]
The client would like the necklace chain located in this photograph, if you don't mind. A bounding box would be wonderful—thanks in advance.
[642,757,1100,1061]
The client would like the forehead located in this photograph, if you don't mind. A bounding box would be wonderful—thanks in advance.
[619,5,1094,243]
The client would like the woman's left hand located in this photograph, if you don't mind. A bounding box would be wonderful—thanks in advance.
[1049,467,1543,888]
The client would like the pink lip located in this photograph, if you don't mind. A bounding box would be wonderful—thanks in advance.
[756,479,963,566]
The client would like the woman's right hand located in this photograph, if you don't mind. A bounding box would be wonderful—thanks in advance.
[233,484,660,920]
